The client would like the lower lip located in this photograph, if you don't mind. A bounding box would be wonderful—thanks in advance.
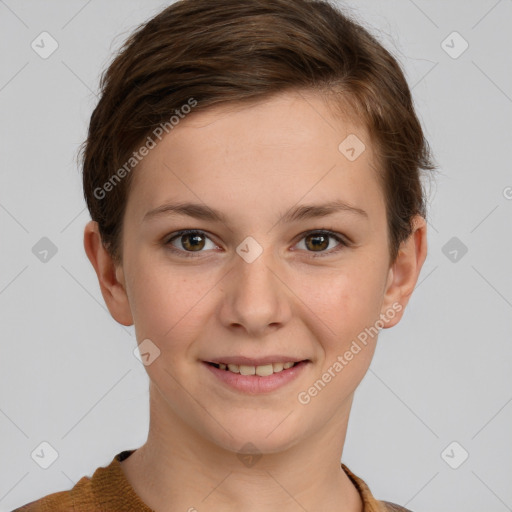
[202,361,309,394]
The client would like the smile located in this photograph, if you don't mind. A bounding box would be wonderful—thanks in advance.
[207,361,299,376]
[203,360,310,394]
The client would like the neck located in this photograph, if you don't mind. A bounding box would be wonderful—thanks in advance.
[120,383,363,512]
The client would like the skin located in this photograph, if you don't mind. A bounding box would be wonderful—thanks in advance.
[84,89,427,512]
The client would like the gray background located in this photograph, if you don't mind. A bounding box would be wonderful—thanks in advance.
[1,0,511,510]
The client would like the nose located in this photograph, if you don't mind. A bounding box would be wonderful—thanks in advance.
[218,244,292,337]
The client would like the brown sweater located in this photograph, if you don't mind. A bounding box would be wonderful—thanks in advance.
[13,450,412,512]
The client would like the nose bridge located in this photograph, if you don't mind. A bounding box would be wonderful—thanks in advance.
[238,246,276,292]
[222,236,290,333]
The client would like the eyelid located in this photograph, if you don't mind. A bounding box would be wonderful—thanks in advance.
[164,228,350,258]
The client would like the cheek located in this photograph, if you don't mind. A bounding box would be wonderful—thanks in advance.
[300,263,384,332]
[295,270,386,385]
[300,271,383,397]
[127,259,217,341]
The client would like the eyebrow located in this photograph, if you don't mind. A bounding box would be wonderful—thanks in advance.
[143,199,368,224]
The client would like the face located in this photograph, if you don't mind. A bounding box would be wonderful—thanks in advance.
[89,90,424,455]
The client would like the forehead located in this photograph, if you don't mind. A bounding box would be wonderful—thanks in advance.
[126,90,384,224]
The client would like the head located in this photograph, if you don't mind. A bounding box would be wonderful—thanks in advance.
[82,0,435,454]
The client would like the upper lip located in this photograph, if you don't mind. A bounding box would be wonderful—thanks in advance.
[204,356,309,366]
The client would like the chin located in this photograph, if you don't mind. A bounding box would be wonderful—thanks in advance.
[203,419,302,456]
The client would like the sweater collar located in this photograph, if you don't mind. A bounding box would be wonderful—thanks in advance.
[108,450,390,512]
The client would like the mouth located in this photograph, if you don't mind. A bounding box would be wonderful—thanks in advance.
[203,359,310,394]
[204,360,308,377]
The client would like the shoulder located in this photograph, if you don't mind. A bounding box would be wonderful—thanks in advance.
[12,451,127,511]
[378,500,414,512]
[12,450,146,512]
[341,463,414,512]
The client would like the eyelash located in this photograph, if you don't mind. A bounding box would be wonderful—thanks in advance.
[163,229,350,259]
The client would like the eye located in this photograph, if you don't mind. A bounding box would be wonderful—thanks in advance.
[164,229,349,258]
[293,230,348,257]
[165,230,218,257]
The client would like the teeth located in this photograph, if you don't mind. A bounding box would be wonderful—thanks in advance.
[217,361,298,376]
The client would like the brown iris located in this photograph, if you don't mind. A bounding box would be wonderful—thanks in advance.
[180,232,206,251]
[304,232,329,251]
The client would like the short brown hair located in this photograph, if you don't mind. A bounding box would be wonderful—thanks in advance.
[80,0,436,266]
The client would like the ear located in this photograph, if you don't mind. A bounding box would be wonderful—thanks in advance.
[380,214,428,328]
[83,220,134,326]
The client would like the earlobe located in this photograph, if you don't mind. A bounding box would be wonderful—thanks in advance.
[83,220,134,326]
[380,215,428,328]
